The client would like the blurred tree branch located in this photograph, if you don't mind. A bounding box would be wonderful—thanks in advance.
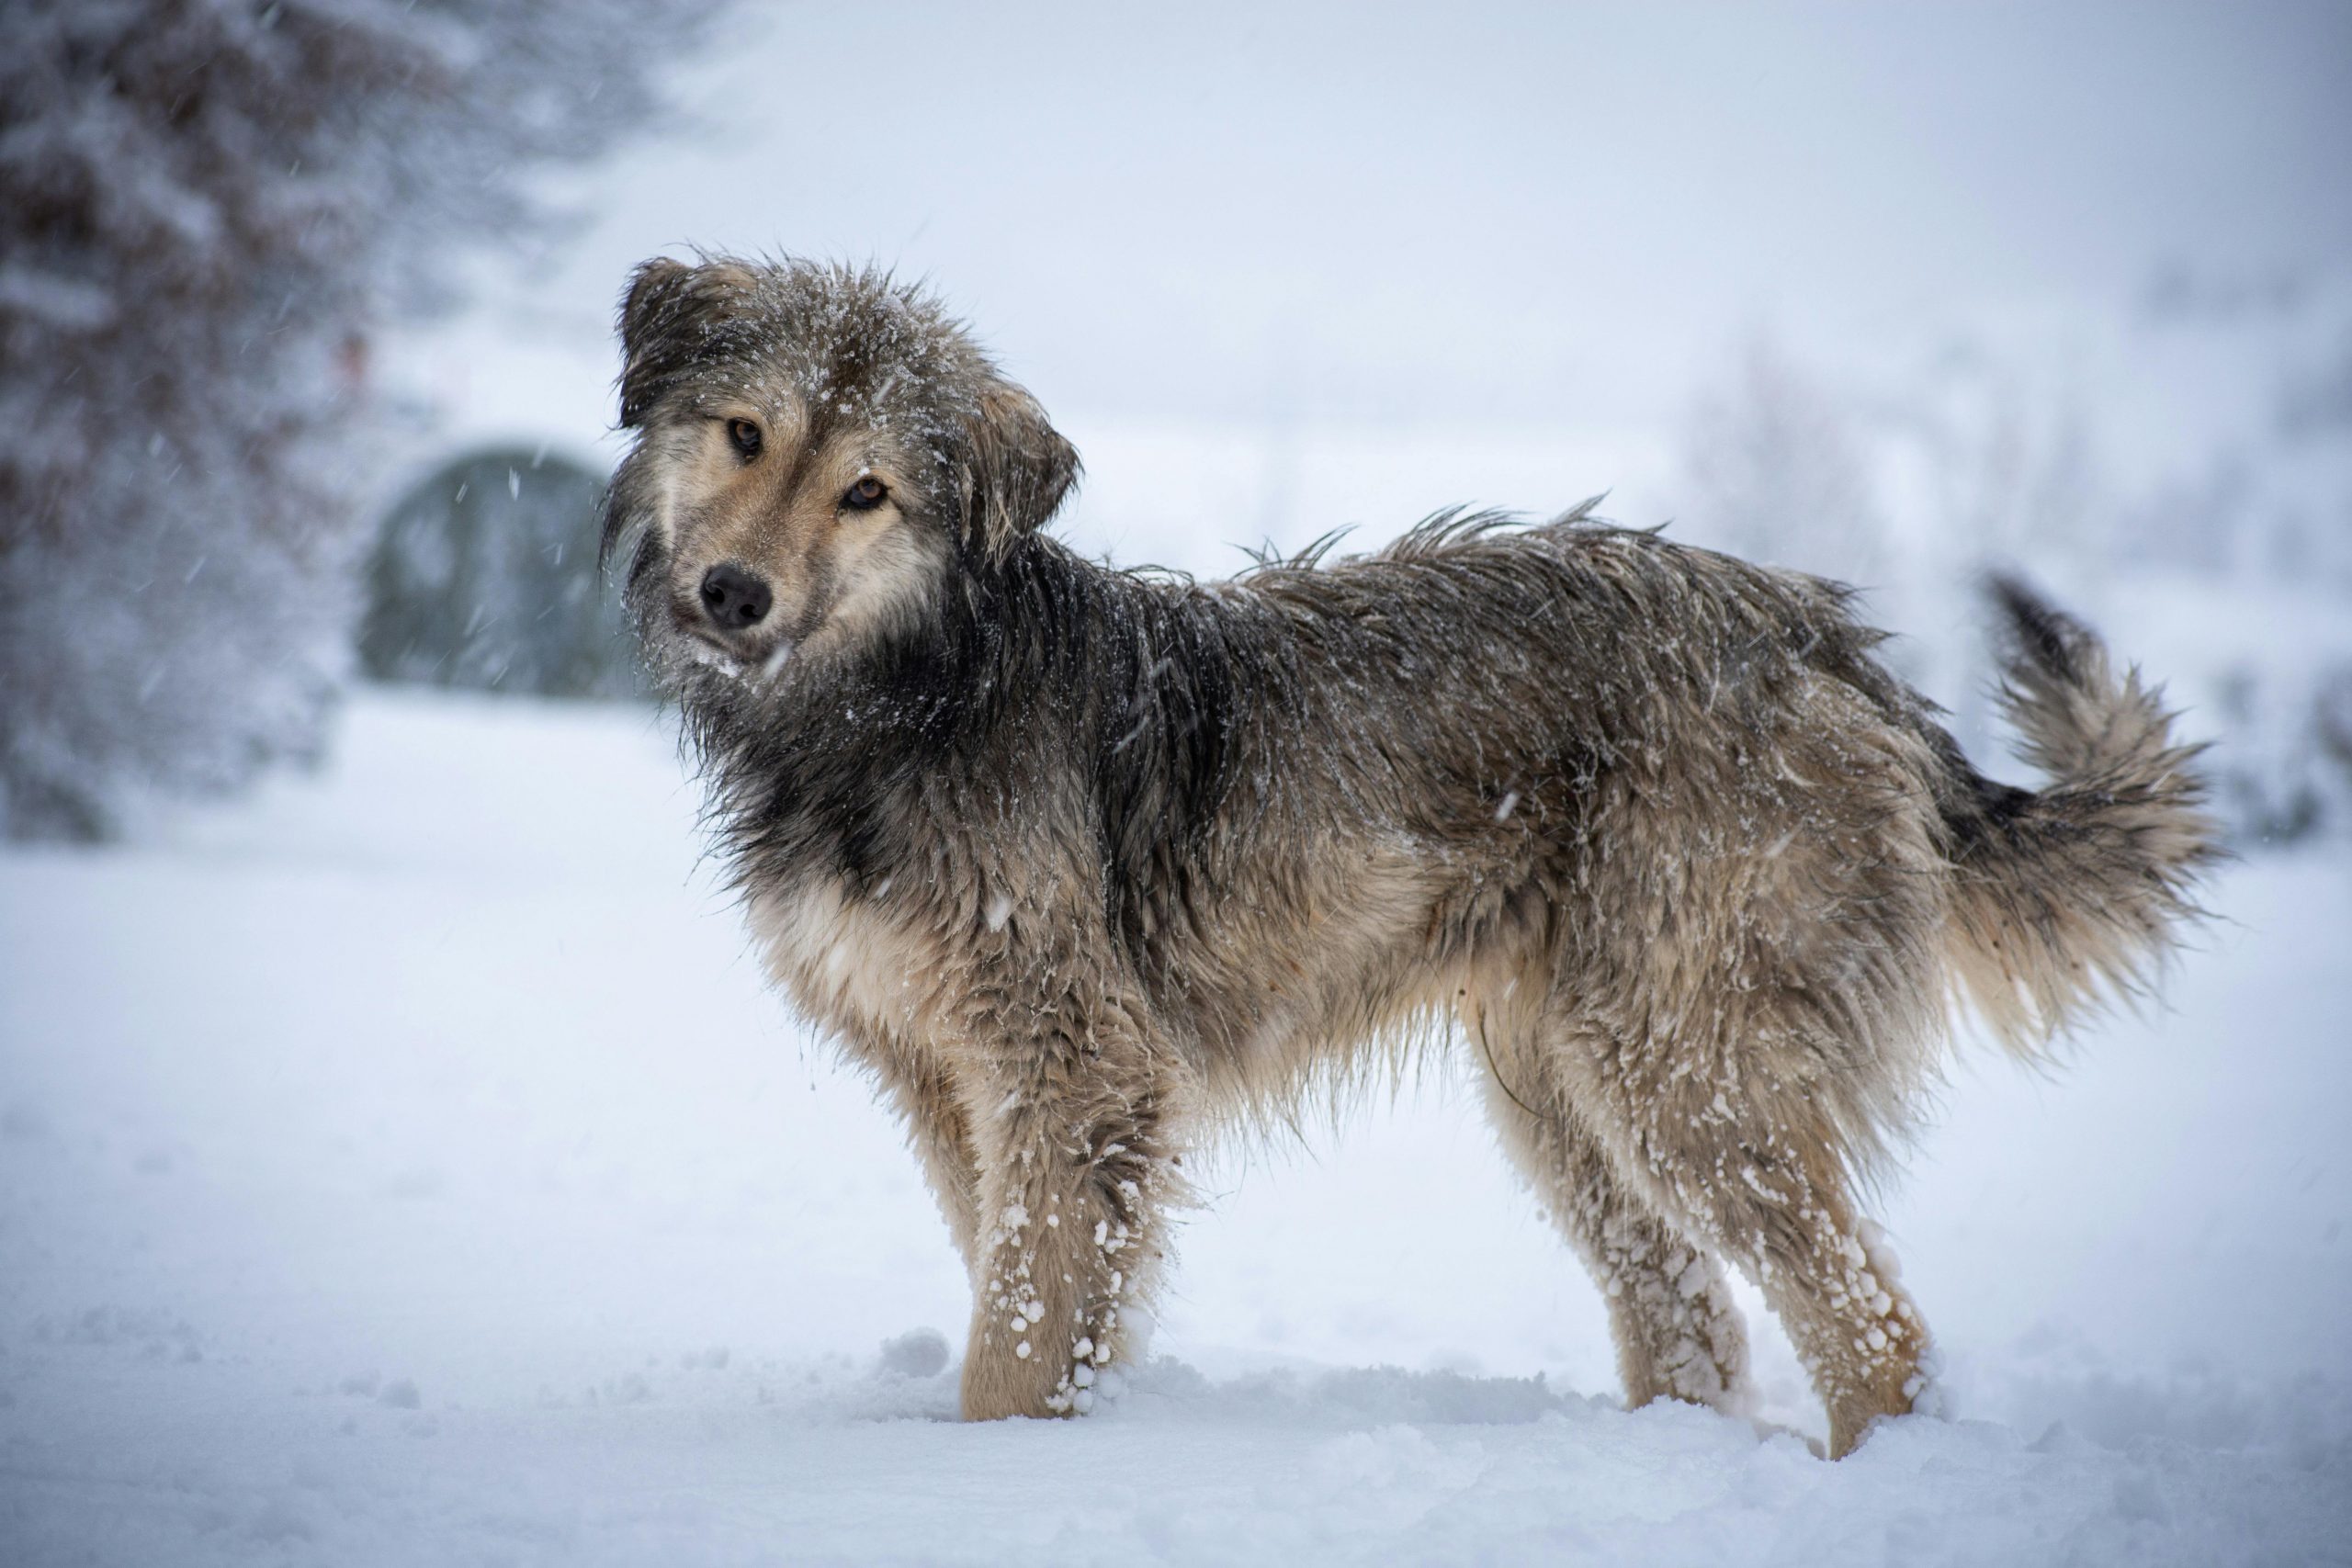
[0,0,713,838]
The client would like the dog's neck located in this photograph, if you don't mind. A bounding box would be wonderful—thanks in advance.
[675,536,1077,879]
[675,535,1256,931]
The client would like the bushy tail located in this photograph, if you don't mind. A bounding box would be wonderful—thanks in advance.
[1941,576,2222,1056]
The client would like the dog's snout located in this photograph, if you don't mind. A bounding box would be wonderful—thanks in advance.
[699,562,773,631]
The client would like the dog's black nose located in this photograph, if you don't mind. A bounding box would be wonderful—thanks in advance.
[699,563,772,631]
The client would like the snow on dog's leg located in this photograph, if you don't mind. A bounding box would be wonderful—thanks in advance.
[1739,1143,1928,1461]
[956,984,1176,1422]
[1476,1004,1751,1416]
[1632,1094,1930,1460]
[1539,1118,1748,1414]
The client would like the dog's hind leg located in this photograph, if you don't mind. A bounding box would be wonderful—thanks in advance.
[1473,1001,1750,1416]
[953,978,1178,1422]
[1682,1130,1926,1460]
[1588,1032,1931,1459]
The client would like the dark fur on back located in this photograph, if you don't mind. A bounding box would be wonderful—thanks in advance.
[601,254,2219,1457]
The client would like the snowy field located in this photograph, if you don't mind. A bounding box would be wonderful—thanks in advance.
[3,689,2348,1566]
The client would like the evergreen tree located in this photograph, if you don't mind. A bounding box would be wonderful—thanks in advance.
[0,0,707,837]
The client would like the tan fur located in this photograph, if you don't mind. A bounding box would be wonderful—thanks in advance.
[602,256,2220,1458]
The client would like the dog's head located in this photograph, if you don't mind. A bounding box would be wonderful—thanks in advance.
[602,254,1078,683]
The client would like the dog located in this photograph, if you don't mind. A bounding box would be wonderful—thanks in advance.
[600,254,2215,1458]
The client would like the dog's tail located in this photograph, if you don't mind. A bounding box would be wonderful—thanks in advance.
[1939,575,2221,1058]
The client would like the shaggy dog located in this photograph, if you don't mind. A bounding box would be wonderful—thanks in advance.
[601,255,2214,1458]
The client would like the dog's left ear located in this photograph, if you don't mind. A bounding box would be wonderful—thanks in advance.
[954,380,1080,556]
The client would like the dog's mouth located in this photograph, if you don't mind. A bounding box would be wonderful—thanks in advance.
[674,623,795,685]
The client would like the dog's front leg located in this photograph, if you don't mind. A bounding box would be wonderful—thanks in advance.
[862,1034,984,1269]
[956,984,1174,1421]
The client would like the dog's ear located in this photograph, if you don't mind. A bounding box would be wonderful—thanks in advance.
[954,379,1080,556]
[616,256,756,427]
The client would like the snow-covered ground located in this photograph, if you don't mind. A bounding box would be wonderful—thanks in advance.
[2,690,2347,1565]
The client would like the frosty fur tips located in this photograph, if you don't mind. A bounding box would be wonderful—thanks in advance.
[599,255,2218,1459]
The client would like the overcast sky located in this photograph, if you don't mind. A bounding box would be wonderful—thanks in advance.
[404,1,2351,456]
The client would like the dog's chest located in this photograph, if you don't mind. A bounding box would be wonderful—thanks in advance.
[744,876,941,1039]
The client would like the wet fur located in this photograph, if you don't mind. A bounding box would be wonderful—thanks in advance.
[603,256,2219,1457]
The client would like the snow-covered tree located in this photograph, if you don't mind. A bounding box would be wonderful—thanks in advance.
[0,0,707,839]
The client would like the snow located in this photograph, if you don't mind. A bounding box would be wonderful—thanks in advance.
[2,689,2348,1565]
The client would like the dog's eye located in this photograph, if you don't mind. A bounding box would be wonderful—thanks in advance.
[726,419,762,460]
[842,475,888,511]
